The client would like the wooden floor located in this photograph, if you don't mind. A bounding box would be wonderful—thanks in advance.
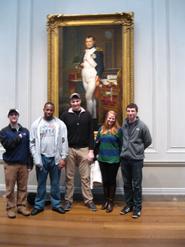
[0,196,185,247]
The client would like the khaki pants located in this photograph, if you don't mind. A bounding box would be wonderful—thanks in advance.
[65,147,93,204]
[4,163,28,210]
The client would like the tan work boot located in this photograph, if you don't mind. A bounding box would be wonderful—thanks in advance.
[7,208,16,218]
[17,206,30,216]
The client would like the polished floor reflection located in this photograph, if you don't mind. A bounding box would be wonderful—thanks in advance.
[0,196,185,247]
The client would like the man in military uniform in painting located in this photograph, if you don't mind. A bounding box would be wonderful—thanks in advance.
[80,35,104,119]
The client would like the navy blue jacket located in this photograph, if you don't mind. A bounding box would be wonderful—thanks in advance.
[0,124,32,167]
[94,50,104,77]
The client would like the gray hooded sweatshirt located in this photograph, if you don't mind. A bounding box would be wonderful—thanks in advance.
[120,117,152,160]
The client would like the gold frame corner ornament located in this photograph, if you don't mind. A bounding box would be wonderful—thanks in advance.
[47,12,134,118]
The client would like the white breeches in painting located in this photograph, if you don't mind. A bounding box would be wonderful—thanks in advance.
[82,68,97,118]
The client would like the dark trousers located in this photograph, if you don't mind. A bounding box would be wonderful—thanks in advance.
[99,162,120,201]
[121,159,143,212]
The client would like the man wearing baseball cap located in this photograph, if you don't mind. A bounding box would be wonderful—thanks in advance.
[0,109,32,218]
[61,93,96,211]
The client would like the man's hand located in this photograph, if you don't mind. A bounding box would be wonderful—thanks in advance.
[35,164,43,171]
[87,150,94,162]
[18,132,27,138]
[58,159,66,169]
[95,76,100,86]
[36,163,42,168]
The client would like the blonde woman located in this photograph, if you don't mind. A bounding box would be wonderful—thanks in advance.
[95,111,122,212]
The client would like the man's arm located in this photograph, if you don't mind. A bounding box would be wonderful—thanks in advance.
[88,113,94,150]
[29,125,35,155]
[142,125,152,149]
[0,128,21,150]
[79,52,85,67]
[29,122,39,165]
[95,50,104,78]
[87,113,95,161]
[58,122,68,169]
[60,122,68,161]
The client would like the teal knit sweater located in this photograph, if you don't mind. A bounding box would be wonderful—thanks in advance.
[96,127,123,164]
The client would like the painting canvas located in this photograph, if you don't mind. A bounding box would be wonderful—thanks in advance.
[47,13,134,129]
[59,25,122,129]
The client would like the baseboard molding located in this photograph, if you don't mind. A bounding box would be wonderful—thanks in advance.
[0,184,185,196]
[144,161,185,167]
[142,187,185,195]
[1,160,185,167]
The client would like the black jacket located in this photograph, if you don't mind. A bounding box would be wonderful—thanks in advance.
[61,108,94,149]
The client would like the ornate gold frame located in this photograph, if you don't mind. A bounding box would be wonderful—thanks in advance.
[47,13,134,116]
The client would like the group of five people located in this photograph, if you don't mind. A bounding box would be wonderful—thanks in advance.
[0,93,152,219]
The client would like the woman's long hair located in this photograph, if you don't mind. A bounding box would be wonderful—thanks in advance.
[100,110,120,135]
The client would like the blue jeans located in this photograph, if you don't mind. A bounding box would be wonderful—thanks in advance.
[121,159,143,212]
[34,155,61,209]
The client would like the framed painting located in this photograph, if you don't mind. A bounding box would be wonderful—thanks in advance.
[47,13,134,129]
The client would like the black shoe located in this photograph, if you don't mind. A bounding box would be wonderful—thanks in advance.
[101,200,109,210]
[106,200,113,213]
[31,208,44,216]
[132,211,141,219]
[120,206,133,215]
[86,201,97,211]
[52,207,65,214]
[64,201,72,211]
